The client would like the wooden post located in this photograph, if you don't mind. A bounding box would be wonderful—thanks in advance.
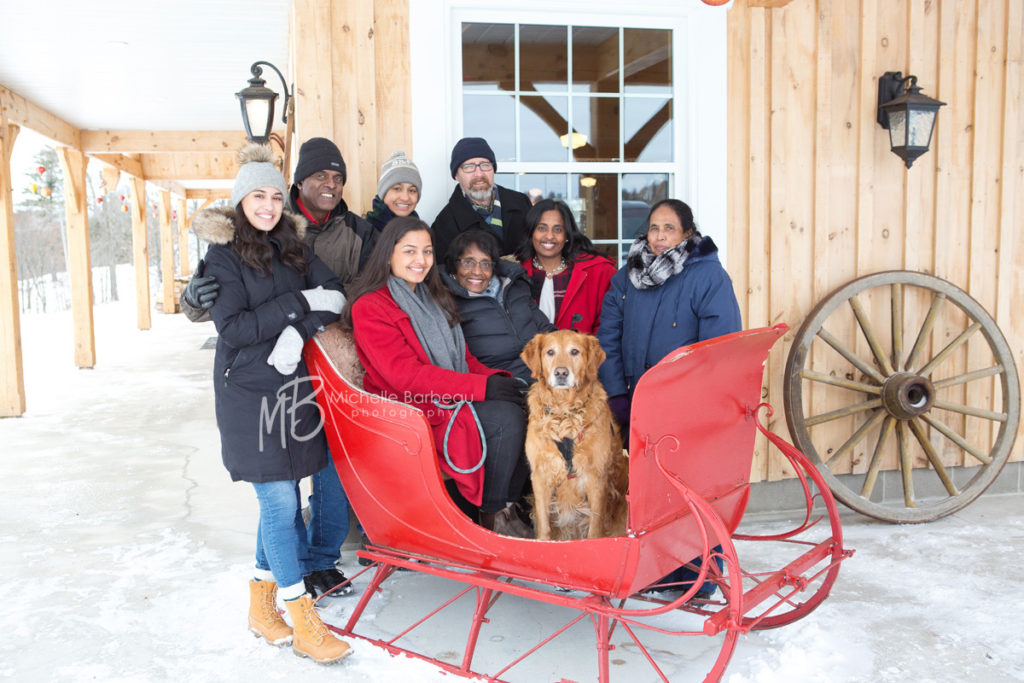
[175,196,190,277]
[56,146,96,368]
[374,0,412,173]
[128,176,151,330]
[158,190,175,313]
[0,118,25,416]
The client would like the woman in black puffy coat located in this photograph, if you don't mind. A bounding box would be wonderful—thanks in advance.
[441,229,557,384]
[200,144,351,662]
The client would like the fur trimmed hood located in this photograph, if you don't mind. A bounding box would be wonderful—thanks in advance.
[191,205,308,245]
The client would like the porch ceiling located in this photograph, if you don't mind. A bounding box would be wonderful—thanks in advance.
[0,0,291,131]
[0,1,291,189]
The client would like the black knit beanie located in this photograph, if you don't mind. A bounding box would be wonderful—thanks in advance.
[449,137,496,178]
[294,137,346,185]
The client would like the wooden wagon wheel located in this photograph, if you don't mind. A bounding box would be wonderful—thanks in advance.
[783,271,1020,523]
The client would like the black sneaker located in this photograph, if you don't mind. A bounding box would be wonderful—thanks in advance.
[304,568,353,598]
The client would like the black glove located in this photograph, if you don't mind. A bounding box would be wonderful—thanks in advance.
[485,374,525,406]
[183,260,220,310]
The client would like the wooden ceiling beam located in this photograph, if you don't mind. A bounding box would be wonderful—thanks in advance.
[184,189,231,200]
[91,153,145,179]
[80,130,283,154]
[146,179,189,199]
[139,152,238,181]
[0,84,81,149]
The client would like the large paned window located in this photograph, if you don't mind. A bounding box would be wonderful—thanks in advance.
[460,22,676,264]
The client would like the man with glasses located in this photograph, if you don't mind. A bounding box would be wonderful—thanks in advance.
[431,137,532,259]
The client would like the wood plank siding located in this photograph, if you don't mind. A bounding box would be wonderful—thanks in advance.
[727,0,1023,481]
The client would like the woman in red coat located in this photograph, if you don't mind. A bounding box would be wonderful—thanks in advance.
[340,216,532,537]
[516,199,617,334]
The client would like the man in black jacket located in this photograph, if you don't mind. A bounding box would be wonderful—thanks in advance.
[430,137,532,259]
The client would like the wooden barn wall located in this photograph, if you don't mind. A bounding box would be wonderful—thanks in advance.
[727,0,1024,482]
[290,0,411,216]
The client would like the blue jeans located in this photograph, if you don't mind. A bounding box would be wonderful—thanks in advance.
[253,480,308,588]
[306,459,350,572]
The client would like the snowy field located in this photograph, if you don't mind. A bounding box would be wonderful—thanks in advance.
[1,298,1022,682]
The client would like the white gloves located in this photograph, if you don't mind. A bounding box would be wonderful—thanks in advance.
[267,326,304,375]
[301,286,345,314]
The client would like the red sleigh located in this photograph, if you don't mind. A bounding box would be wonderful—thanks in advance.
[303,324,852,682]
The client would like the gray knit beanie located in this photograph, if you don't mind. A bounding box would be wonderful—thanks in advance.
[376,151,422,199]
[232,144,287,208]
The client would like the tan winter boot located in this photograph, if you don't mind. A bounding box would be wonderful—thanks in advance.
[248,580,293,646]
[284,595,353,664]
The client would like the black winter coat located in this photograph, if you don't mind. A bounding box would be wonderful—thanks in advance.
[197,207,344,483]
[431,185,533,259]
[180,194,376,322]
[443,260,557,383]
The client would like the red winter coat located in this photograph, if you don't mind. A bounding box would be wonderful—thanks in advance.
[350,286,504,506]
[520,254,617,334]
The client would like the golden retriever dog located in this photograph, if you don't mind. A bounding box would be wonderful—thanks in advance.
[520,330,629,540]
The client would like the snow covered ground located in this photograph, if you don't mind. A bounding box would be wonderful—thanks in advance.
[1,298,1022,682]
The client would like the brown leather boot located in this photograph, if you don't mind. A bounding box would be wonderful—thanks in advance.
[284,595,353,664]
[248,580,292,646]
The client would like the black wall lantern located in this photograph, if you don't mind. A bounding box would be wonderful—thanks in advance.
[876,71,945,169]
[235,61,292,145]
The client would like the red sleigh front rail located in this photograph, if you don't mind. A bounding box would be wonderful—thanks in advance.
[303,325,853,682]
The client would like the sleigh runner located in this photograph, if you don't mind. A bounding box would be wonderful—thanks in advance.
[303,323,852,682]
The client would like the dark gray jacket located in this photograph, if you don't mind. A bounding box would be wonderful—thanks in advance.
[443,260,556,383]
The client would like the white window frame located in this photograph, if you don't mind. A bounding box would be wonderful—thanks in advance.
[409,0,728,264]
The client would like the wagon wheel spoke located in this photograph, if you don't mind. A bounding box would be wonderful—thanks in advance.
[903,292,945,371]
[816,328,887,384]
[906,418,959,497]
[805,398,882,427]
[896,421,915,508]
[784,271,1020,523]
[825,409,885,468]
[859,415,896,499]
[848,295,896,376]
[919,413,991,465]
[915,322,982,376]
[931,365,1003,390]
[799,369,882,395]
[891,283,904,371]
[930,399,1007,423]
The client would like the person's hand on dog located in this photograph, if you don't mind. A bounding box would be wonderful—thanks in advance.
[183,260,220,310]
[608,394,631,427]
[267,326,304,375]
[301,286,345,314]
[485,374,525,406]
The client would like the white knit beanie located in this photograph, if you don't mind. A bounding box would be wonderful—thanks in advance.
[376,151,422,200]
[232,144,287,207]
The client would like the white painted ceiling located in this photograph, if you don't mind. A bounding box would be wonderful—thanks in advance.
[0,0,291,133]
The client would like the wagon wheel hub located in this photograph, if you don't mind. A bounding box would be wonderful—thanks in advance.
[881,372,935,420]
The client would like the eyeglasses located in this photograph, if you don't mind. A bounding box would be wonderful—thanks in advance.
[459,161,494,173]
[457,258,496,271]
